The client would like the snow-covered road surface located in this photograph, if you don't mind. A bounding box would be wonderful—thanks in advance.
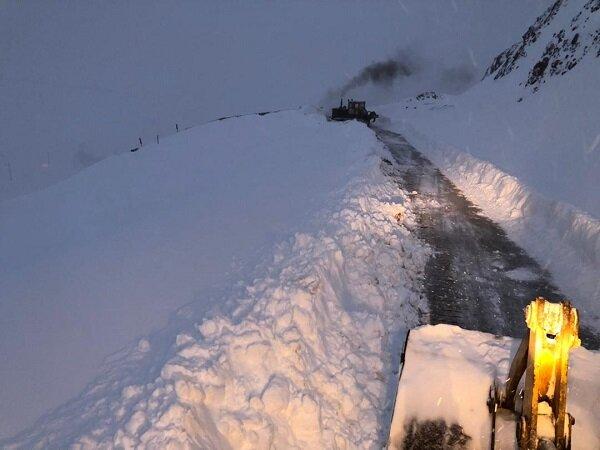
[377,128,599,349]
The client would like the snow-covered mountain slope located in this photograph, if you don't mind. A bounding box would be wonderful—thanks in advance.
[378,0,600,332]
[0,110,429,446]
[485,0,600,92]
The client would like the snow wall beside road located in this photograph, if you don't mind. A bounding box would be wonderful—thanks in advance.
[385,121,599,334]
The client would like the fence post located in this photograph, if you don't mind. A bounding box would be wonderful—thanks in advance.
[6,161,13,181]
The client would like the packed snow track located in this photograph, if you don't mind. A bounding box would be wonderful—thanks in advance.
[377,128,599,349]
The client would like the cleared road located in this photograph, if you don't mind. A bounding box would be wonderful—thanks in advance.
[377,128,598,348]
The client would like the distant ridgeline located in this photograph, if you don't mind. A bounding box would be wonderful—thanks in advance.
[485,0,599,92]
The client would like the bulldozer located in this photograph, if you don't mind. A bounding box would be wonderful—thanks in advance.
[387,298,584,449]
[330,99,378,126]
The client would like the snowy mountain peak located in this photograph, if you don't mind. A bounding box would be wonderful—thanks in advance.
[485,0,600,91]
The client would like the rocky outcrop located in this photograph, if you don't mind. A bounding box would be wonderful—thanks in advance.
[485,0,599,92]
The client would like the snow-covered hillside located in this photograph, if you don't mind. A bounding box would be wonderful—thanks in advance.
[378,0,600,332]
[485,0,600,91]
[1,110,430,447]
[0,0,547,202]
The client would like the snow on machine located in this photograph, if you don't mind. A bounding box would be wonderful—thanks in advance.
[330,99,378,126]
[387,298,588,450]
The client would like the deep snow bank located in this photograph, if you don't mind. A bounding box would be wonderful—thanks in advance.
[1,111,430,447]
[0,109,389,437]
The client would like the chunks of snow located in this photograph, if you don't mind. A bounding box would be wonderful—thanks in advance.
[2,112,429,448]
[0,109,383,437]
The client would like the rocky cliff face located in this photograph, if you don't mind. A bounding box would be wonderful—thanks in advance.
[485,0,599,92]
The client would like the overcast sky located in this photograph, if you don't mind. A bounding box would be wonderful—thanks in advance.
[0,0,549,201]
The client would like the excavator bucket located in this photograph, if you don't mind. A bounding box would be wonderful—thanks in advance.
[387,298,582,450]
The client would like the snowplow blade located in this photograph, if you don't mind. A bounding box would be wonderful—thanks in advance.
[387,325,499,449]
[386,324,598,449]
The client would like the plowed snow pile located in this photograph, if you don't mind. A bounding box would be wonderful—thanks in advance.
[2,111,429,448]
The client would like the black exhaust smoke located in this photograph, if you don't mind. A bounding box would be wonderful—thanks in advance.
[339,59,414,96]
[322,49,477,107]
